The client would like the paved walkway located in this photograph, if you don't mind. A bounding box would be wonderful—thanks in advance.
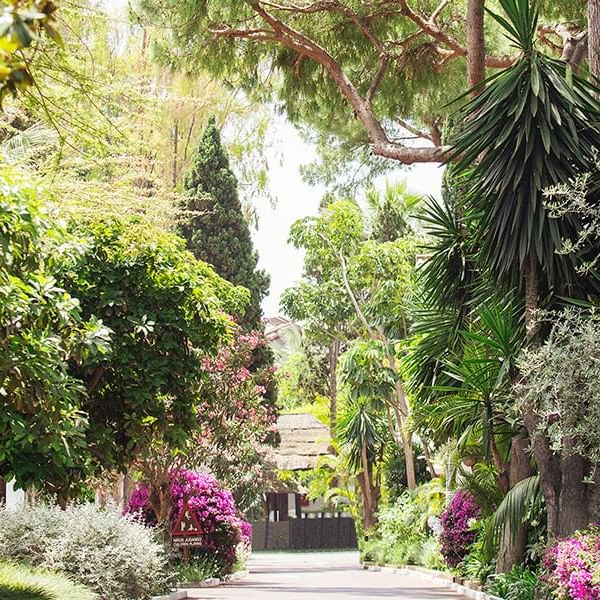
[185,551,472,599]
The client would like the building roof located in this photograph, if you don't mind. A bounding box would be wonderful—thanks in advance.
[273,413,332,471]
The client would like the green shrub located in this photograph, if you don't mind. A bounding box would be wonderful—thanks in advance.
[486,566,537,600]
[360,485,447,569]
[176,555,221,583]
[0,561,97,600]
[0,504,171,600]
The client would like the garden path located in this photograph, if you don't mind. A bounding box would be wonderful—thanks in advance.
[184,551,472,599]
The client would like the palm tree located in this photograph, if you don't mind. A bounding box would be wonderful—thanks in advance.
[336,395,388,533]
[448,0,600,536]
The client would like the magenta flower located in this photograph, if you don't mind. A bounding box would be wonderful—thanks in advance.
[543,526,600,600]
[439,490,482,568]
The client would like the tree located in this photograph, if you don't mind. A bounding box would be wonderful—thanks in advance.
[517,310,600,530]
[133,325,277,521]
[336,394,387,532]
[62,217,247,483]
[286,197,420,490]
[0,169,110,497]
[447,0,600,537]
[180,117,269,330]
[136,0,592,168]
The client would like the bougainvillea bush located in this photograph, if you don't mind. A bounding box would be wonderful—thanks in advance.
[543,526,600,600]
[439,490,482,568]
[127,470,250,576]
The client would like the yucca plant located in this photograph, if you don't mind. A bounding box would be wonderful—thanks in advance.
[448,0,600,299]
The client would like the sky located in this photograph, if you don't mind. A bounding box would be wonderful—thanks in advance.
[252,116,445,317]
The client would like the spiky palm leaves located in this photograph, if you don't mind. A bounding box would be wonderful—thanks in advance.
[448,0,600,291]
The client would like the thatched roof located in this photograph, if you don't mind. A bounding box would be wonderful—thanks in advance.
[273,413,332,471]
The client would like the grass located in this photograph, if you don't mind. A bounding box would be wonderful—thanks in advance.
[0,562,97,600]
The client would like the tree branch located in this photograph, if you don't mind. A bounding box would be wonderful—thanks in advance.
[396,0,515,68]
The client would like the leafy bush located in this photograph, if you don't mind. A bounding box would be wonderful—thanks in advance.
[542,525,600,600]
[439,490,482,568]
[487,566,537,600]
[127,470,250,577]
[0,504,170,599]
[360,487,445,568]
[176,555,221,583]
[0,561,97,600]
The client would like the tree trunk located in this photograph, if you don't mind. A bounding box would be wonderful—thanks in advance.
[328,340,340,436]
[391,377,417,490]
[358,442,379,533]
[148,479,172,526]
[467,0,486,91]
[401,428,417,491]
[172,121,179,187]
[497,433,534,572]
[589,0,600,83]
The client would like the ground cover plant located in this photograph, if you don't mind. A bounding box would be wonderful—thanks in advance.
[0,561,97,600]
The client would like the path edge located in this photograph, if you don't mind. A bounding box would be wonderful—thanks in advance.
[151,569,250,600]
[362,563,504,600]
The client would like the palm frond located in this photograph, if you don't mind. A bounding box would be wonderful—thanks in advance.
[484,474,541,557]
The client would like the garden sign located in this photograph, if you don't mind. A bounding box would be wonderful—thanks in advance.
[171,500,204,551]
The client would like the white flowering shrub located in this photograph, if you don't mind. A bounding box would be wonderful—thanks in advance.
[0,503,172,599]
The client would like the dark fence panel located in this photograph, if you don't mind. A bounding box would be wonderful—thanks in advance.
[252,516,357,550]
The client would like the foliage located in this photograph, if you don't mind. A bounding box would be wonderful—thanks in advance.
[448,0,600,291]
[176,555,221,584]
[542,526,600,600]
[544,167,600,275]
[0,169,110,494]
[195,326,278,511]
[487,566,538,600]
[518,310,600,468]
[127,470,250,576]
[439,490,482,568]
[361,483,445,568]
[459,516,497,583]
[0,504,170,599]
[0,0,62,104]
[486,476,542,558]
[180,117,269,330]
[336,395,387,475]
[0,561,97,600]
[63,217,245,475]
[383,443,430,503]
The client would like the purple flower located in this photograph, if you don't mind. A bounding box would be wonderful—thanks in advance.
[124,470,251,574]
[439,491,482,568]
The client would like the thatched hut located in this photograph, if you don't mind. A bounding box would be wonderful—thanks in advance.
[253,413,357,550]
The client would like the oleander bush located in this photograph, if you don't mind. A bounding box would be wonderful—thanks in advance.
[0,504,171,600]
[0,561,97,600]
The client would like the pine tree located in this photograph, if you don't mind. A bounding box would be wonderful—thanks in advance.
[181,117,269,329]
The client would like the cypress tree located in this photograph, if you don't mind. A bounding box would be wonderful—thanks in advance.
[181,117,270,329]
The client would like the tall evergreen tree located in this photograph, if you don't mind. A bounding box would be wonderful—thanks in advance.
[181,117,269,329]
